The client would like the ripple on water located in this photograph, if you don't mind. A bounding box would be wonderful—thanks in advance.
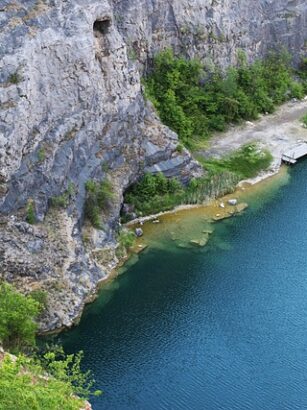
[56,163,307,410]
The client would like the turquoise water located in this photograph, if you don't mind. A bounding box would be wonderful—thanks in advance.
[59,161,307,410]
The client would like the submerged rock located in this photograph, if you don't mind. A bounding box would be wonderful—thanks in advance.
[202,227,214,234]
[236,203,248,213]
[135,228,144,237]
[213,213,232,221]
[190,234,209,247]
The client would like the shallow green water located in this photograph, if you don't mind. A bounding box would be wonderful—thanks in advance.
[59,161,307,410]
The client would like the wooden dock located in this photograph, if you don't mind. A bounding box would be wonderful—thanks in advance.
[281,142,307,165]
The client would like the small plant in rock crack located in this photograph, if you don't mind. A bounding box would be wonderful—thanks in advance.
[84,179,114,228]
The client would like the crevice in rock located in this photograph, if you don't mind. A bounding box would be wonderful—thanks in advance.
[93,19,111,37]
[93,18,112,60]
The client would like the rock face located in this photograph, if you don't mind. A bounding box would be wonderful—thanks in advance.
[114,0,307,67]
[0,0,306,331]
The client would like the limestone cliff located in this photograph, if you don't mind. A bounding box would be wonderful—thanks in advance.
[0,0,306,332]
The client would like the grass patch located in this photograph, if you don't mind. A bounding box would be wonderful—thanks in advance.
[50,182,75,208]
[26,200,36,224]
[198,143,273,179]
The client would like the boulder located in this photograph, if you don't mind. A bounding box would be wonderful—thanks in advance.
[228,199,238,206]
[135,228,143,237]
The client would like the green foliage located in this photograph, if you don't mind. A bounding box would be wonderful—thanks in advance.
[84,179,114,228]
[297,57,307,93]
[117,229,136,257]
[8,71,22,84]
[29,290,48,310]
[123,171,241,217]
[0,355,84,410]
[38,346,102,400]
[176,143,184,153]
[51,194,69,208]
[37,148,45,162]
[26,201,36,225]
[51,183,75,208]
[124,173,184,216]
[124,145,272,217]
[101,161,110,172]
[0,348,101,410]
[0,282,40,353]
[184,171,240,204]
[144,49,304,149]
[0,283,100,409]
[198,143,273,179]
[301,113,307,128]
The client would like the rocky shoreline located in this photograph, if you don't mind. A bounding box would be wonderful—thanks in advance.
[0,98,304,336]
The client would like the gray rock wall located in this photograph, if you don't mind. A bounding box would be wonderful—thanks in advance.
[0,0,306,331]
[113,0,307,68]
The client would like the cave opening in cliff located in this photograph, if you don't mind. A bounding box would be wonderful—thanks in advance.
[93,19,111,37]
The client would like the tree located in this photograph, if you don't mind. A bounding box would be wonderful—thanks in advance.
[0,283,40,353]
[0,349,101,410]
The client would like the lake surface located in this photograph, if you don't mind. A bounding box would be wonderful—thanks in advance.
[59,161,307,410]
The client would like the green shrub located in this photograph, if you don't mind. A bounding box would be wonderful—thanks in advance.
[123,173,185,217]
[176,143,184,153]
[51,183,75,208]
[8,71,22,84]
[37,148,45,162]
[301,113,307,128]
[118,229,135,249]
[26,201,36,224]
[0,282,40,353]
[0,283,101,409]
[84,179,114,228]
[0,348,101,410]
[123,169,243,217]
[297,57,307,92]
[29,289,48,310]
[51,194,69,208]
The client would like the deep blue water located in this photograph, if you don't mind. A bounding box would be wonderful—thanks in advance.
[59,161,307,410]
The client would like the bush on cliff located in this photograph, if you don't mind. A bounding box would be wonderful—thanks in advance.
[144,49,304,149]
[0,282,40,353]
[124,173,185,216]
[0,348,101,410]
[84,179,114,228]
[0,283,101,409]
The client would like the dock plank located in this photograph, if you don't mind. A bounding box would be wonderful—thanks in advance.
[282,142,307,164]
